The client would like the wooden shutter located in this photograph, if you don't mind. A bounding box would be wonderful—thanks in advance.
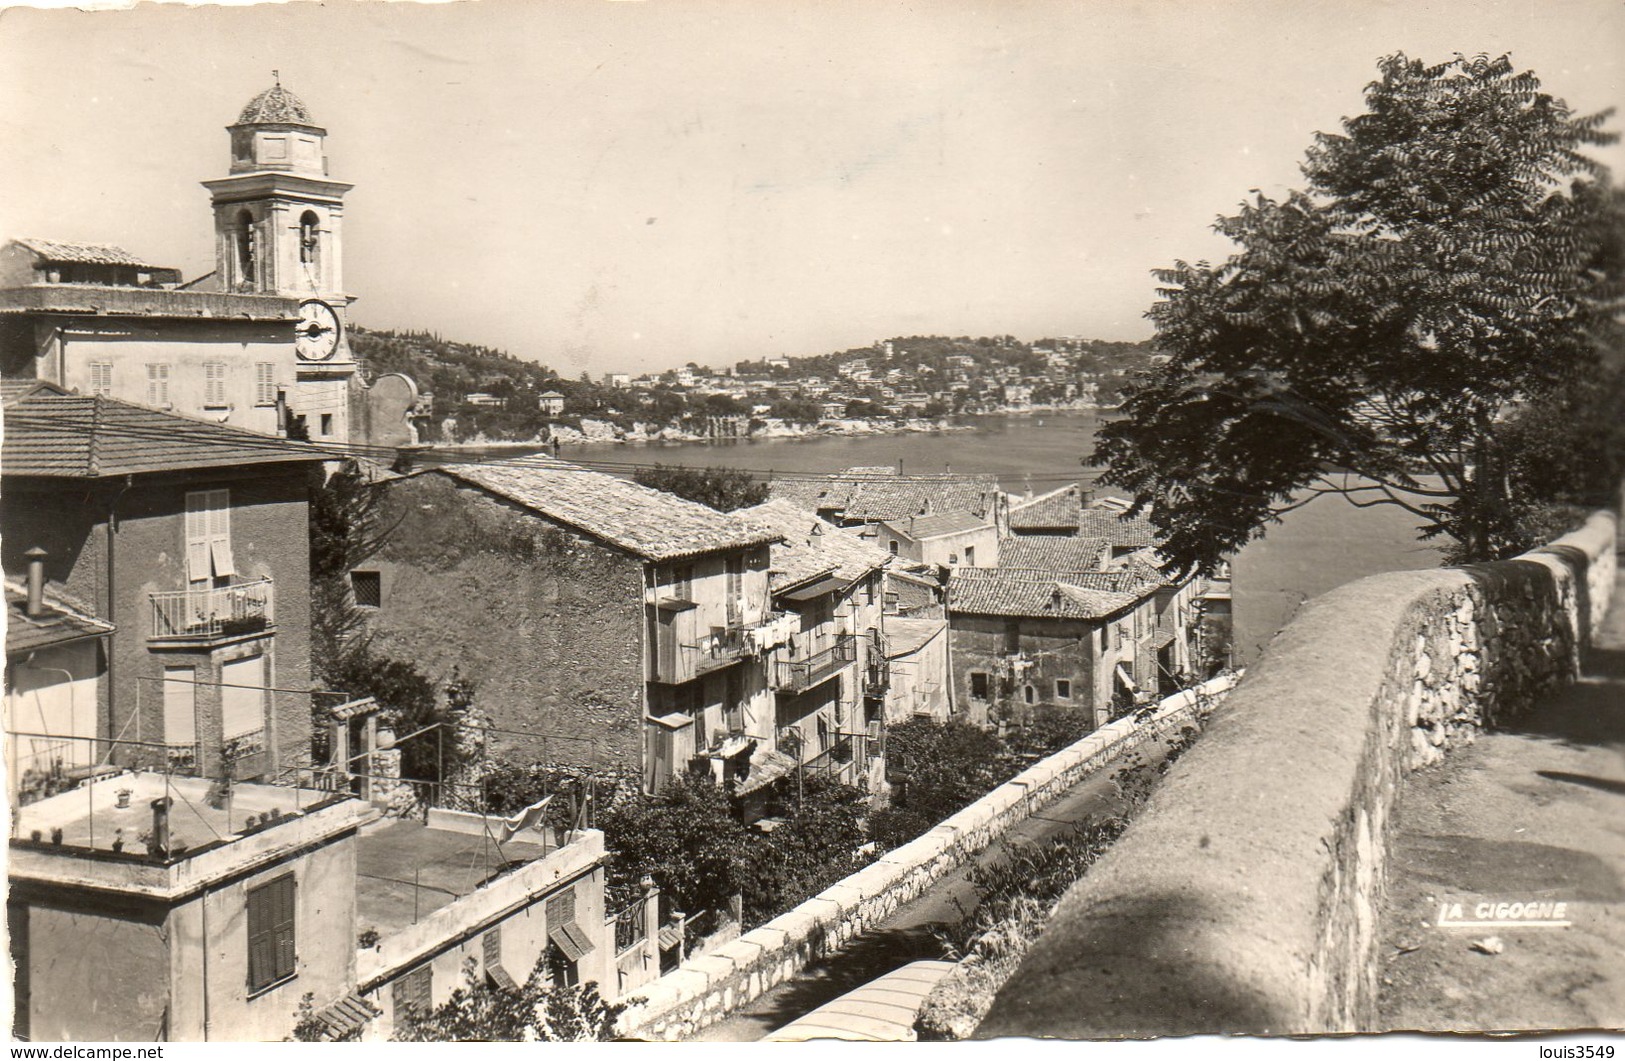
[392,965,432,1019]
[162,666,197,746]
[90,362,113,396]
[221,654,266,740]
[185,491,211,583]
[255,363,276,405]
[207,489,235,578]
[147,363,169,406]
[247,873,296,991]
[482,927,501,971]
[205,362,227,406]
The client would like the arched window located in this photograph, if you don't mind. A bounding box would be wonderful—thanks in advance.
[236,210,257,286]
[1023,684,1036,705]
[299,211,320,265]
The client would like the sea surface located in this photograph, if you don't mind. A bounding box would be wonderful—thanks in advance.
[427,411,1447,669]
[449,412,1111,496]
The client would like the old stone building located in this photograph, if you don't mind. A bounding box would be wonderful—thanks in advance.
[358,455,783,793]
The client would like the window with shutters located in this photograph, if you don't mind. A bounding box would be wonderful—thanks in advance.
[162,666,197,751]
[146,363,171,407]
[221,654,267,741]
[204,362,228,408]
[393,964,432,1020]
[185,489,234,584]
[246,873,297,992]
[89,362,114,396]
[254,363,277,406]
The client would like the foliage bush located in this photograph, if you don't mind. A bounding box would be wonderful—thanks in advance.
[880,718,1017,845]
[391,956,628,1041]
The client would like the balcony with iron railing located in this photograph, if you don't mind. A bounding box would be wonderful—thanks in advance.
[773,633,857,695]
[150,577,275,644]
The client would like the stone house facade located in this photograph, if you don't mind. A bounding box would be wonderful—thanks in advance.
[2,390,326,785]
[360,456,782,794]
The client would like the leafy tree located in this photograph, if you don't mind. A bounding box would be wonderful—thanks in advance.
[632,463,768,512]
[1095,54,1622,570]
[597,776,751,913]
[873,718,1014,846]
[393,956,627,1041]
[740,776,870,924]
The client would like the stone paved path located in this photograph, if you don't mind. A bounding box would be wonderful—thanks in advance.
[1376,546,1625,1032]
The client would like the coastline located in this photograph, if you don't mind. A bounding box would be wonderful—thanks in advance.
[430,402,1105,451]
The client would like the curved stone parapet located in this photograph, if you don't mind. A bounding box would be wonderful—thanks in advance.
[976,510,1618,1038]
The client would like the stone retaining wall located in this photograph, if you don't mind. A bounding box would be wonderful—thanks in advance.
[977,511,1618,1039]
[614,674,1240,1041]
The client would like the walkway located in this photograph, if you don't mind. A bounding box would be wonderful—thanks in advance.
[688,737,1166,1041]
[1376,547,1625,1031]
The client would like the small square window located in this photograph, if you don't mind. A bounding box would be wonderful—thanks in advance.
[351,570,382,608]
[970,672,990,701]
[320,413,334,436]
[1055,679,1072,700]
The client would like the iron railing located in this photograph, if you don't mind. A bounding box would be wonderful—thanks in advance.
[774,634,857,694]
[150,577,274,642]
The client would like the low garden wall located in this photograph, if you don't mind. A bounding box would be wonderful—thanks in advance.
[977,510,1618,1038]
[614,673,1239,1040]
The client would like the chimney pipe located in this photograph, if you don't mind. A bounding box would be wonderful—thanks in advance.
[24,546,47,618]
[150,797,172,857]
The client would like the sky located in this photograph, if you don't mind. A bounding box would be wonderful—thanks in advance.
[1,0,1622,377]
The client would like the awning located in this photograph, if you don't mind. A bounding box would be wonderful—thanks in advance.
[310,992,380,1041]
[657,924,685,951]
[779,574,847,603]
[656,596,697,612]
[1150,628,1179,650]
[733,745,801,796]
[1115,662,1139,692]
[549,921,595,962]
[707,734,753,759]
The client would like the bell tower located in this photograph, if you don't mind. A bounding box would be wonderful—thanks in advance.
[202,76,358,442]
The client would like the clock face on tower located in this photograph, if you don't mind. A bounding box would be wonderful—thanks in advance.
[295,299,341,362]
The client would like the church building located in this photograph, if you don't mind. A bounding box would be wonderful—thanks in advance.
[0,80,416,448]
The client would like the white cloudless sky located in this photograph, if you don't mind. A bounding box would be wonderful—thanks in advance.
[1,0,1621,376]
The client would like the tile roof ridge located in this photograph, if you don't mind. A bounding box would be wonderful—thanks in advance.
[86,393,105,477]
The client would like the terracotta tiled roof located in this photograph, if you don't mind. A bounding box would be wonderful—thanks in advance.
[2,394,331,478]
[1009,484,1082,531]
[767,475,861,512]
[0,378,69,404]
[768,470,998,523]
[883,615,946,658]
[433,455,782,563]
[12,237,168,270]
[736,498,892,591]
[880,511,989,540]
[948,566,1155,620]
[998,535,1111,571]
[237,84,316,125]
[5,581,115,656]
[843,474,999,522]
[1077,506,1161,548]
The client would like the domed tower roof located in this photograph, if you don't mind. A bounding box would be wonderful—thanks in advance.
[236,83,316,126]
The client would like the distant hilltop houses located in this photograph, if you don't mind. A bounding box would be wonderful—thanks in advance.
[364,329,1151,447]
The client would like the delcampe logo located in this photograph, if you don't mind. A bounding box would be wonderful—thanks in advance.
[1436,898,1573,928]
